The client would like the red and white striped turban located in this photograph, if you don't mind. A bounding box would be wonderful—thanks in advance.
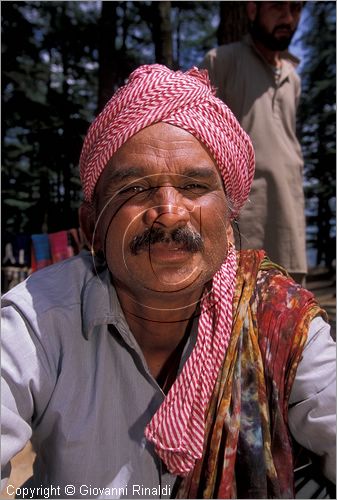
[80,64,255,217]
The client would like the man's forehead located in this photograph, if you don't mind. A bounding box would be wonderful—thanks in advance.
[259,1,303,11]
[112,122,212,154]
[99,122,222,180]
[99,162,222,185]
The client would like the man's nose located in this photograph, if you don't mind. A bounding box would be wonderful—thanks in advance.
[281,3,296,24]
[143,186,194,228]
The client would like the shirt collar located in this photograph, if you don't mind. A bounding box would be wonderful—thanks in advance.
[80,255,199,375]
[81,259,134,341]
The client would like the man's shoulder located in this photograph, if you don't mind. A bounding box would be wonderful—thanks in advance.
[282,49,300,69]
[282,57,301,84]
[237,250,317,315]
[205,39,246,60]
[1,251,97,315]
[253,262,322,328]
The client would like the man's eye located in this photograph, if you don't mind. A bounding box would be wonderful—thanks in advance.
[291,2,303,13]
[183,184,208,192]
[272,2,285,10]
[119,185,146,195]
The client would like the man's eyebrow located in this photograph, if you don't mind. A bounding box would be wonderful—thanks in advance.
[183,167,219,180]
[106,167,145,183]
[106,165,220,183]
[104,166,220,188]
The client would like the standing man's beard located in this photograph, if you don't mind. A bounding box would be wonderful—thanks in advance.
[250,20,295,51]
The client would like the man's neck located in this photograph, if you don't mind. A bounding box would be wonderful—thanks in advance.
[115,284,203,381]
[253,38,282,68]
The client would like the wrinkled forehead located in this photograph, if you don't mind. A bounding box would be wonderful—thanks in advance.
[95,122,224,194]
[108,123,219,166]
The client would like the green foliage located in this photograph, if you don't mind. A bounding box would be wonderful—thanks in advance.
[170,2,220,68]
[2,1,99,234]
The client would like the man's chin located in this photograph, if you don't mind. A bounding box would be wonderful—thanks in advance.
[270,29,294,51]
[124,257,205,295]
[144,262,204,293]
[272,36,292,51]
[251,24,293,52]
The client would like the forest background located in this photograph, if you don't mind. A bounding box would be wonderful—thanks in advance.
[2,1,336,271]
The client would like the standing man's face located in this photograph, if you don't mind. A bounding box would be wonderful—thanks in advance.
[248,1,303,51]
[92,123,233,301]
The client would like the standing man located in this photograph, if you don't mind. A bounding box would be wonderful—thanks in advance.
[202,1,307,284]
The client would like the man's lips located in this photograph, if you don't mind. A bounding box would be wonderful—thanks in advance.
[274,26,292,36]
[129,226,204,256]
[138,241,196,262]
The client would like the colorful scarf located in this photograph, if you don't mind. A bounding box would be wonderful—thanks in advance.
[176,250,325,498]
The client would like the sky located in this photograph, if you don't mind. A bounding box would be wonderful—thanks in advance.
[289,4,308,72]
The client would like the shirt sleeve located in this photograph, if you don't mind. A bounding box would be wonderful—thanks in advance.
[288,316,336,483]
[1,302,57,489]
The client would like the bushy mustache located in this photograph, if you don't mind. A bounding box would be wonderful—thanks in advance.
[272,23,293,35]
[130,226,204,255]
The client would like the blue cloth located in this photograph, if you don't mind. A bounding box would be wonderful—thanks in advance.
[31,234,51,263]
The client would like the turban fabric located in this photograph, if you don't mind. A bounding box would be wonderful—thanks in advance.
[80,64,255,217]
[79,65,255,477]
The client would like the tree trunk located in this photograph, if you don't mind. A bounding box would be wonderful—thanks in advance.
[152,1,173,67]
[217,1,248,45]
[56,2,72,229]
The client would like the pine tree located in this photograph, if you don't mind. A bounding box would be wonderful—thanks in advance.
[2,2,99,234]
[297,1,336,268]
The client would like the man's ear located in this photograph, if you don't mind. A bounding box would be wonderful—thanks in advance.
[246,1,257,22]
[226,221,235,247]
[79,201,101,252]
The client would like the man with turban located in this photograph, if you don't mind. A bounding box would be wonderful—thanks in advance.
[1,65,335,499]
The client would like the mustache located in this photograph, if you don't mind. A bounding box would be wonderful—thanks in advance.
[273,24,293,35]
[130,226,204,255]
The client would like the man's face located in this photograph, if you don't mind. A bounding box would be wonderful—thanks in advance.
[93,123,232,300]
[249,1,303,51]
